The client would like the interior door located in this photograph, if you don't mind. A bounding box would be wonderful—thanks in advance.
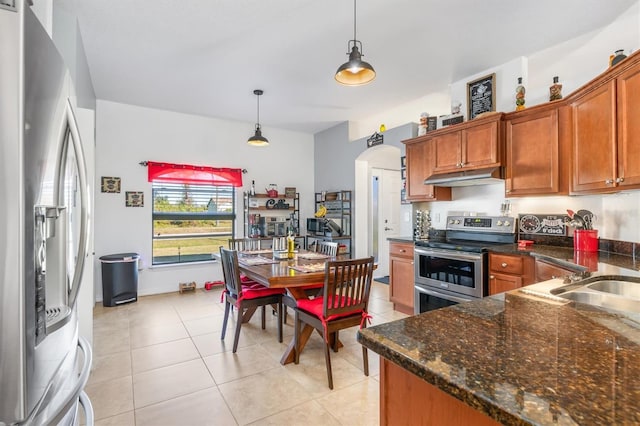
[372,168,401,278]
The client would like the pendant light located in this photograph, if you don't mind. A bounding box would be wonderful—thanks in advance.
[247,89,269,147]
[335,0,376,86]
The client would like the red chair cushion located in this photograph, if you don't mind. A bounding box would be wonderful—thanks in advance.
[242,285,285,299]
[240,274,258,284]
[296,296,362,322]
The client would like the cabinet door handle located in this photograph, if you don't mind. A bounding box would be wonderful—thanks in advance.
[399,249,406,253]
[490,275,495,279]
[605,179,614,185]
[501,262,508,268]
[616,177,625,183]
[505,189,511,193]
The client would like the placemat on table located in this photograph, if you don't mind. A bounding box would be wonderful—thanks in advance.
[288,263,327,273]
[297,252,329,260]
[238,256,279,266]
[240,249,273,255]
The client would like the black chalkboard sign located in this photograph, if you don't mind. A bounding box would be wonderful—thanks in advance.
[467,73,496,120]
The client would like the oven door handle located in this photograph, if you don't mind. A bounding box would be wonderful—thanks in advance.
[415,248,483,262]
[414,285,475,304]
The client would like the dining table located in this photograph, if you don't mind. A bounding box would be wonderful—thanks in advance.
[235,248,351,365]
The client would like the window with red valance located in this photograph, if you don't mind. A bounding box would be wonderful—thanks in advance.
[146,161,241,265]
[146,161,243,187]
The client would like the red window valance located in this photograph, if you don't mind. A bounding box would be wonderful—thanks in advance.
[146,161,243,187]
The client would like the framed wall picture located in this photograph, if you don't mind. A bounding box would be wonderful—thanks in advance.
[101,176,121,193]
[125,191,144,207]
[400,156,406,168]
[401,168,407,180]
[467,73,496,120]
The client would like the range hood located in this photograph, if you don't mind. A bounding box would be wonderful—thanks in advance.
[423,166,504,187]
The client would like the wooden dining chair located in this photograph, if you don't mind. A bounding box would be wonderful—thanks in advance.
[228,238,261,251]
[293,256,375,389]
[315,241,338,256]
[219,247,285,353]
[282,241,339,324]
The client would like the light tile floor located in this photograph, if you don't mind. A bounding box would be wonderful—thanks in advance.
[85,280,408,426]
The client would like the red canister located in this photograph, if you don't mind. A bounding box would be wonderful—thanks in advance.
[574,229,598,252]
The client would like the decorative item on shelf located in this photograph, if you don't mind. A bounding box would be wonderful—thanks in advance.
[247,89,269,147]
[284,187,296,198]
[467,73,496,120]
[335,0,375,86]
[610,49,627,67]
[427,115,437,132]
[265,199,290,209]
[418,112,429,136]
[549,76,563,101]
[266,184,278,197]
[250,180,256,196]
[515,77,526,111]
[437,113,464,129]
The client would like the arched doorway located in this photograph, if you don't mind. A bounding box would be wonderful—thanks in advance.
[354,145,402,278]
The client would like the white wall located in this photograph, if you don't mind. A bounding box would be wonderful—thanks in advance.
[94,100,315,298]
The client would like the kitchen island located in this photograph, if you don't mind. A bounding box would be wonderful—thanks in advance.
[358,286,640,425]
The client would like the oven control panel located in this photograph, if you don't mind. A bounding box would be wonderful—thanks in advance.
[446,215,516,234]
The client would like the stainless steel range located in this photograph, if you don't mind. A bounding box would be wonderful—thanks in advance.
[413,215,517,314]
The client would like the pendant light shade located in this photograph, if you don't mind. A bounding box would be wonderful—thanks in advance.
[247,89,269,147]
[335,0,375,86]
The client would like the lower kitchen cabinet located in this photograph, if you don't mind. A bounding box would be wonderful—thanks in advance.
[389,241,414,315]
[535,258,579,282]
[488,252,535,295]
[379,359,500,426]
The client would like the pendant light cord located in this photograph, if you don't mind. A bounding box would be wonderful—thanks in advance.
[256,93,260,128]
[353,0,357,42]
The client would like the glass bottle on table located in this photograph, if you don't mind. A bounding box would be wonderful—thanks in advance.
[287,231,295,259]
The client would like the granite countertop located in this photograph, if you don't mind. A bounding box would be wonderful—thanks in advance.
[359,290,640,425]
[387,236,415,243]
[490,243,640,275]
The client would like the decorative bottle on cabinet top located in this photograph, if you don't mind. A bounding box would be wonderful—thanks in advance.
[549,76,563,101]
[610,49,627,67]
[515,77,526,111]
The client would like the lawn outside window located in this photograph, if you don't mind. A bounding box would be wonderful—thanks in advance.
[152,182,236,265]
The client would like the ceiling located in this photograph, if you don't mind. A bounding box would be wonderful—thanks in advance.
[65,0,635,134]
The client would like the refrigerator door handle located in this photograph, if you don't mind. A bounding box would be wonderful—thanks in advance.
[63,98,90,309]
[34,336,93,425]
[78,390,94,426]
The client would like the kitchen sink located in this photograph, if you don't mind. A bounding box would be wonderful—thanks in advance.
[586,280,640,299]
[549,276,640,314]
[557,290,640,313]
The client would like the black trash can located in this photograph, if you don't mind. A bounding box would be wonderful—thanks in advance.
[99,253,139,307]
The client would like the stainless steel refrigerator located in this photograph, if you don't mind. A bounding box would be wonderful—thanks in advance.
[0,1,93,424]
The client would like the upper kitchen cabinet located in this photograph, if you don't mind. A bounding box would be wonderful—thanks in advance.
[503,102,571,197]
[403,136,451,202]
[431,113,503,173]
[570,50,640,194]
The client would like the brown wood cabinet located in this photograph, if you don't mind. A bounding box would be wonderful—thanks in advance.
[503,103,571,196]
[571,51,640,194]
[535,258,579,282]
[488,252,534,295]
[403,137,451,202]
[379,359,500,426]
[432,114,503,173]
[389,241,415,315]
